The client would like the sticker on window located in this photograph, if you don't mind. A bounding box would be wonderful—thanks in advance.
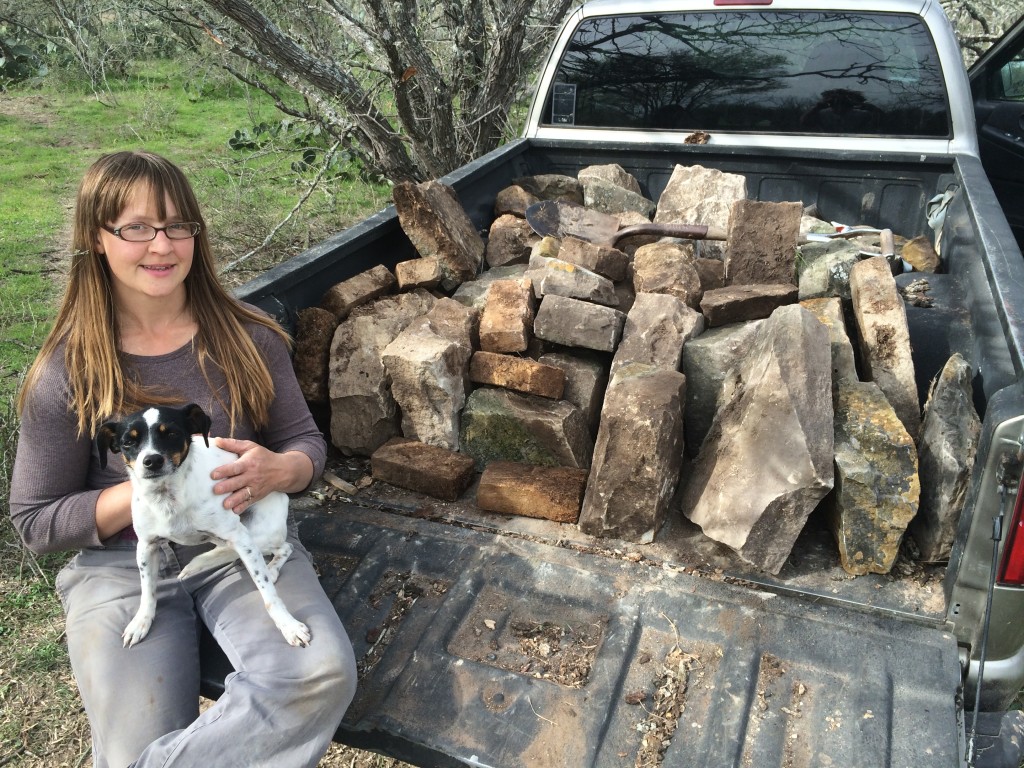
[551,83,577,125]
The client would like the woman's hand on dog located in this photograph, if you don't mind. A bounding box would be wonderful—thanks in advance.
[211,438,315,514]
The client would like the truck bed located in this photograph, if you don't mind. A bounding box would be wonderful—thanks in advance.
[253,476,963,767]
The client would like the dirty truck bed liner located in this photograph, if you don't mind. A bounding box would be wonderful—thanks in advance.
[203,497,963,767]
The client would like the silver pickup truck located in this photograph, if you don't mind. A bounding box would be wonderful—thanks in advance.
[210,1,1024,765]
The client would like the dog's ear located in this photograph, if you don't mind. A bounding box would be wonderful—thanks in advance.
[182,403,212,447]
[95,422,121,470]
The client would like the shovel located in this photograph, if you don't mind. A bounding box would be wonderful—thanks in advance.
[525,200,880,248]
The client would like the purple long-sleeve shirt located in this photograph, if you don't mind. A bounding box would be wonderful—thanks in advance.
[10,320,326,554]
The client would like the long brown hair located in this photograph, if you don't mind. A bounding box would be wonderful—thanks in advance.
[18,150,289,436]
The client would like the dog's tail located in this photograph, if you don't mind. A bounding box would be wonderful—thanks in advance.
[178,547,239,580]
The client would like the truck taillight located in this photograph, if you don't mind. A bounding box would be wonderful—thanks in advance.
[998,469,1024,586]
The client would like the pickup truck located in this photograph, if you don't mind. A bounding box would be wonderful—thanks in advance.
[207,1,1024,766]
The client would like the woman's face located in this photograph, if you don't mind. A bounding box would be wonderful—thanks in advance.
[96,186,194,307]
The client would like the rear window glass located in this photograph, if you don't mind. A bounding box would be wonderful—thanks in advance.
[542,11,950,137]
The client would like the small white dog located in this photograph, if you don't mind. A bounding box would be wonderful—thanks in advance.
[96,403,310,648]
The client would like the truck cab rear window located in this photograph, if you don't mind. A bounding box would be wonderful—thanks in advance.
[542,11,951,137]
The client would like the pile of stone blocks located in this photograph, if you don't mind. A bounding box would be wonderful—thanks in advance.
[292,163,978,576]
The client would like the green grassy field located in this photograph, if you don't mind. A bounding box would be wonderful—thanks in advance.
[0,59,399,767]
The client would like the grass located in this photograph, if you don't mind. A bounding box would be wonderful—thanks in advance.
[0,56,402,767]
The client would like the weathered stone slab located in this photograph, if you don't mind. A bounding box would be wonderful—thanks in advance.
[611,293,704,377]
[395,257,442,291]
[293,307,336,404]
[469,351,566,399]
[371,437,476,502]
[556,237,629,282]
[538,351,608,436]
[534,294,626,353]
[528,255,618,306]
[486,213,537,269]
[655,164,746,259]
[797,240,862,301]
[849,256,921,437]
[831,380,919,575]
[578,364,687,542]
[632,241,702,309]
[800,297,859,385]
[681,320,764,457]
[479,278,534,353]
[320,264,397,321]
[329,290,436,456]
[700,283,798,327]
[680,305,834,574]
[460,387,593,471]
[477,461,588,523]
[393,180,484,291]
[910,354,980,561]
[725,200,802,286]
[381,298,477,450]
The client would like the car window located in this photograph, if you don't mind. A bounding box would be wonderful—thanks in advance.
[542,11,951,137]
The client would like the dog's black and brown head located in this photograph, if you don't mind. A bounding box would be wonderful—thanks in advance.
[96,403,212,479]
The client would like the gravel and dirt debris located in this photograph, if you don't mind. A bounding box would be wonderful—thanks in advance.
[632,642,704,768]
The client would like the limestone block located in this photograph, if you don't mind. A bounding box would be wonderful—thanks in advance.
[910,354,980,561]
[328,290,436,456]
[527,255,618,306]
[493,184,539,218]
[632,241,702,309]
[681,305,834,574]
[534,295,626,353]
[513,174,583,204]
[831,380,919,575]
[320,264,397,321]
[395,257,442,291]
[459,387,593,471]
[486,214,537,269]
[469,351,566,399]
[556,237,629,282]
[611,293,704,377]
[538,351,608,436]
[393,180,484,291]
[849,256,921,437]
[682,320,764,457]
[655,164,746,259]
[578,163,643,195]
[578,364,687,542]
[450,264,529,312]
[699,283,798,327]
[381,298,476,450]
[724,200,802,286]
[695,258,725,292]
[581,177,656,218]
[800,297,859,385]
[479,278,534,354]
[477,461,588,524]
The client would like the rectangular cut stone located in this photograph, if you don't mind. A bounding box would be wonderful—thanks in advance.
[527,255,618,306]
[479,278,534,353]
[320,264,397,320]
[371,438,476,502]
[800,297,859,385]
[699,283,798,327]
[557,236,629,282]
[724,200,802,286]
[469,351,566,399]
[293,307,337,404]
[477,461,588,523]
[538,352,608,436]
[578,364,687,542]
[654,164,746,260]
[534,294,626,352]
[611,292,704,377]
[395,257,442,290]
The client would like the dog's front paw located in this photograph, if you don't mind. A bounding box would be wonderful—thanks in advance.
[123,612,154,647]
[279,618,311,647]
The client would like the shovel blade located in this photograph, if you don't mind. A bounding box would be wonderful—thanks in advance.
[525,200,622,246]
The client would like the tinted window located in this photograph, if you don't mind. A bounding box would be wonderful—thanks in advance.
[543,12,950,137]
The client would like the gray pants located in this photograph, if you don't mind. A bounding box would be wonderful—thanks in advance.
[56,537,357,768]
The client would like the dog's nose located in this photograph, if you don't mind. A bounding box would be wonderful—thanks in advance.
[142,454,165,471]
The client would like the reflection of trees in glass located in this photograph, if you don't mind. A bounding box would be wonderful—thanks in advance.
[550,12,949,136]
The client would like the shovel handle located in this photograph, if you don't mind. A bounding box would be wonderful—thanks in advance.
[611,222,729,245]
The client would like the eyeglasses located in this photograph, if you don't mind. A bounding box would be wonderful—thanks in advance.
[101,222,202,242]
